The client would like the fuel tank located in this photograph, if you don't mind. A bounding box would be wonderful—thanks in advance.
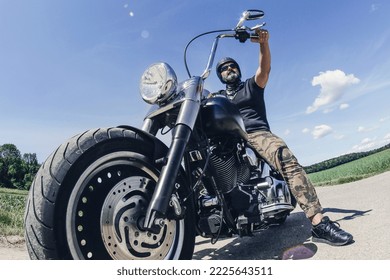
[200,96,247,140]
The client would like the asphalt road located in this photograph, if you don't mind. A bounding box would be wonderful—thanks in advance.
[193,171,390,260]
[1,171,389,260]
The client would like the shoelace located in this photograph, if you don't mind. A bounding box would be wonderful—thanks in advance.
[329,220,340,227]
[325,219,344,233]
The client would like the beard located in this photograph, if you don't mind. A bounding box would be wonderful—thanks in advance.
[222,71,240,84]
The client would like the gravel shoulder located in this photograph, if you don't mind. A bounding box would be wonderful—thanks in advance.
[0,235,28,260]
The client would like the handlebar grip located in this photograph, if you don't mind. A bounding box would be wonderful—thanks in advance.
[235,30,260,43]
[235,29,251,43]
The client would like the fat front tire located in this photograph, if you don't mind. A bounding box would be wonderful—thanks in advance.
[24,127,195,260]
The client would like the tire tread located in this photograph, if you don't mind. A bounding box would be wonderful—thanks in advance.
[24,127,172,259]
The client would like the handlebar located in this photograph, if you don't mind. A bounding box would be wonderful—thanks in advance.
[184,10,265,78]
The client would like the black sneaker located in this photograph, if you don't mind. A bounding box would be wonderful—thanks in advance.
[311,216,353,246]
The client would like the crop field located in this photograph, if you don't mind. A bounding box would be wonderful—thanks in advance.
[308,149,390,186]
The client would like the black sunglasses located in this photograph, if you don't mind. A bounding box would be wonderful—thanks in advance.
[220,63,237,72]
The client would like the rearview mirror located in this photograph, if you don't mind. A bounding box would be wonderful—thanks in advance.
[236,10,264,29]
[245,9,265,20]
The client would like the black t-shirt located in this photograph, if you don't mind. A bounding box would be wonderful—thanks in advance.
[219,76,270,132]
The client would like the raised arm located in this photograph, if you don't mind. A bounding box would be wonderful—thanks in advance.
[252,29,271,89]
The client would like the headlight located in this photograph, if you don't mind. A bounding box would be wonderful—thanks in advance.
[139,62,178,104]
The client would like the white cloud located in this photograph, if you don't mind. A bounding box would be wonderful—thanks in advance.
[351,134,390,152]
[323,108,334,114]
[339,103,350,110]
[306,70,360,114]
[284,129,291,136]
[351,137,378,152]
[302,128,310,134]
[312,125,333,139]
[370,4,380,13]
[334,134,345,140]
[357,126,378,133]
[362,138,374,144]
[380,116,390,122]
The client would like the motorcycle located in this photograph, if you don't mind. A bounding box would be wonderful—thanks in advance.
[24,9,296,260]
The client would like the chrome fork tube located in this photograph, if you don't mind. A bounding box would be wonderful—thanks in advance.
[144,77,202,232]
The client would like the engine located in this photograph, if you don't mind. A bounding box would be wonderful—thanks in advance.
[197,140,294,237]
[209,144,251,193]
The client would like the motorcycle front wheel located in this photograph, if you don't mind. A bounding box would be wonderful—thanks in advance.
[24,127,195,260]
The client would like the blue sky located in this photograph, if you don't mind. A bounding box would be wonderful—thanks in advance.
[1,0,389,165]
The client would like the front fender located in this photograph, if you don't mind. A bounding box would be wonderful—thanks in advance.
[117,125,169,161]
[117,125,190,191]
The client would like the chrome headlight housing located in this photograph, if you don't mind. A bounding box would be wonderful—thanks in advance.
[139,62,178,104]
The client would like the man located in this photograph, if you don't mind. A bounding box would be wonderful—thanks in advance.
[214,28,353,246]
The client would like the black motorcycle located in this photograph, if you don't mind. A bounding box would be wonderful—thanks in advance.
[24,9,296,260]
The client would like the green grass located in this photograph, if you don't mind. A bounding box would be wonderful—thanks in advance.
[0,188,28,236]
[308,149,390,186]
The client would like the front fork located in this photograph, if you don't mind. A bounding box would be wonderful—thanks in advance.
[143,77,202,232]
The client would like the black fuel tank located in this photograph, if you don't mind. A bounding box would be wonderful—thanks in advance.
[200,96,247,140]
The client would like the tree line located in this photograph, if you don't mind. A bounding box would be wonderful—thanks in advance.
[0,144,41,190]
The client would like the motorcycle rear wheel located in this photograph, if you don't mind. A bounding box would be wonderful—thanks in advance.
[24,127,195,260]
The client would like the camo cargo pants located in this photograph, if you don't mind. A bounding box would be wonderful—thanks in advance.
[247,130,323,218]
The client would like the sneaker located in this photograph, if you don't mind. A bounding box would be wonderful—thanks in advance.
[311,216,353,246]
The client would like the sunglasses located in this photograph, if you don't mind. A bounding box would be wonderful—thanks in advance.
[220,63,237,72]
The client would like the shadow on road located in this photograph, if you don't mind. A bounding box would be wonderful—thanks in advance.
[193,207,367,260]
[193,212,315,260]
[323,207,372,222]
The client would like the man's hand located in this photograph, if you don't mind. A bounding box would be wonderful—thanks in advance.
[251,29,269,44]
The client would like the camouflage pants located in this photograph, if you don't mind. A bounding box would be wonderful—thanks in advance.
[247,130,323,218]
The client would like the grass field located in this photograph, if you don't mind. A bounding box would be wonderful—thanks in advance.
[308,149,390,186]
[0,188,27,236]
[0,148,389,237]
